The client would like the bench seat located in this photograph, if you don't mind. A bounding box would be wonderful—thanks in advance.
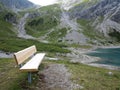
[20,53,45,72]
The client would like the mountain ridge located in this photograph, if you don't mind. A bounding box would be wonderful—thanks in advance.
[69,0,120,44]
[0,0,120,46]
[0,0,34,10]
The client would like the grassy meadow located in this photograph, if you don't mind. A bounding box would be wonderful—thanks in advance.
[0,58,120,90]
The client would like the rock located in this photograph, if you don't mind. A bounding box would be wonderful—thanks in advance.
[70,0,120,41]
[4,12,17,24]
[108,71,113,75]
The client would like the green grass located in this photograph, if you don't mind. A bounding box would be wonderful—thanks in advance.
[0,21,15,37]
[69,0,100,13]
[0,5,70,54]
[77,19,117,45]
[0,58,27,90]
[68,63,120,90]
[38,4,61,13]
[77,19,105,41]
[47,28,67,42]
[0,58,44,90]
[25,4,61,37]
[0,58,120,90]
[46,60,120,90]
[0,11,16,37]
[69,44,92,49]
[77,19,97,38]
[0,37,70,53]
[25,16,58,37]
[25,15,59,37]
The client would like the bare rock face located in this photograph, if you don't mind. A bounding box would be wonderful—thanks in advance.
[70,0,120,42]
[73,0,120,20]
[65,30,87,44]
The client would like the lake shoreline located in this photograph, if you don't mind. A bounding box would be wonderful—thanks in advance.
[96,45,120,49]
[83,45,120,70]
[0,45,120,70]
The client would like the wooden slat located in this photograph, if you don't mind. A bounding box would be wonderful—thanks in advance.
[14,45,37,65]
[20,53,45,72]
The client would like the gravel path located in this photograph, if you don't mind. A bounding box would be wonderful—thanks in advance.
[36,64,83,90]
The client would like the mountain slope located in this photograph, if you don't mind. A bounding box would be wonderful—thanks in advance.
[0,3,16,37]
[0,3,70,53]
[23,0,120,45]
[72,0,120,19]
[0,0,34,10]
[70,0,120,44]
[25,4,62,39]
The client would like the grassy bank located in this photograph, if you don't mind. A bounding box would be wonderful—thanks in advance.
[0,58,27,90]
[0,37,70,53]
[0,58,44,90]
[25,4,61,37]
[0,58,120,90]
[45,60,120,90]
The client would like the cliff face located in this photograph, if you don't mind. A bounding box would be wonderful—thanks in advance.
[70,0,120,43]
[0,0,34,10]
[73,0,120,20]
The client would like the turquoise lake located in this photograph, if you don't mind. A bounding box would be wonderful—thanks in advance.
[86,48,120,67]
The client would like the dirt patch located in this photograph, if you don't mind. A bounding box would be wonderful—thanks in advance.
[36,64,82,90]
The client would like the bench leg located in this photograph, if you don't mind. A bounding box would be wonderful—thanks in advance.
[28,72,32,83]
[19,64,22,68]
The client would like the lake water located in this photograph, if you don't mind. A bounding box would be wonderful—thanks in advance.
[86,48,120,67]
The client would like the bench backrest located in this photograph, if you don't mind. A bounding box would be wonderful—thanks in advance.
[14,45,37,65]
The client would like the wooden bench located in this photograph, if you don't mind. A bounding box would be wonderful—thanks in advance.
[13,45,45,83]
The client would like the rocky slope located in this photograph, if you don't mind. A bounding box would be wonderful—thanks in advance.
[70,0,120,44]
[23,0,120,45]
[0,0,34,10]
[1,0,120,45]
